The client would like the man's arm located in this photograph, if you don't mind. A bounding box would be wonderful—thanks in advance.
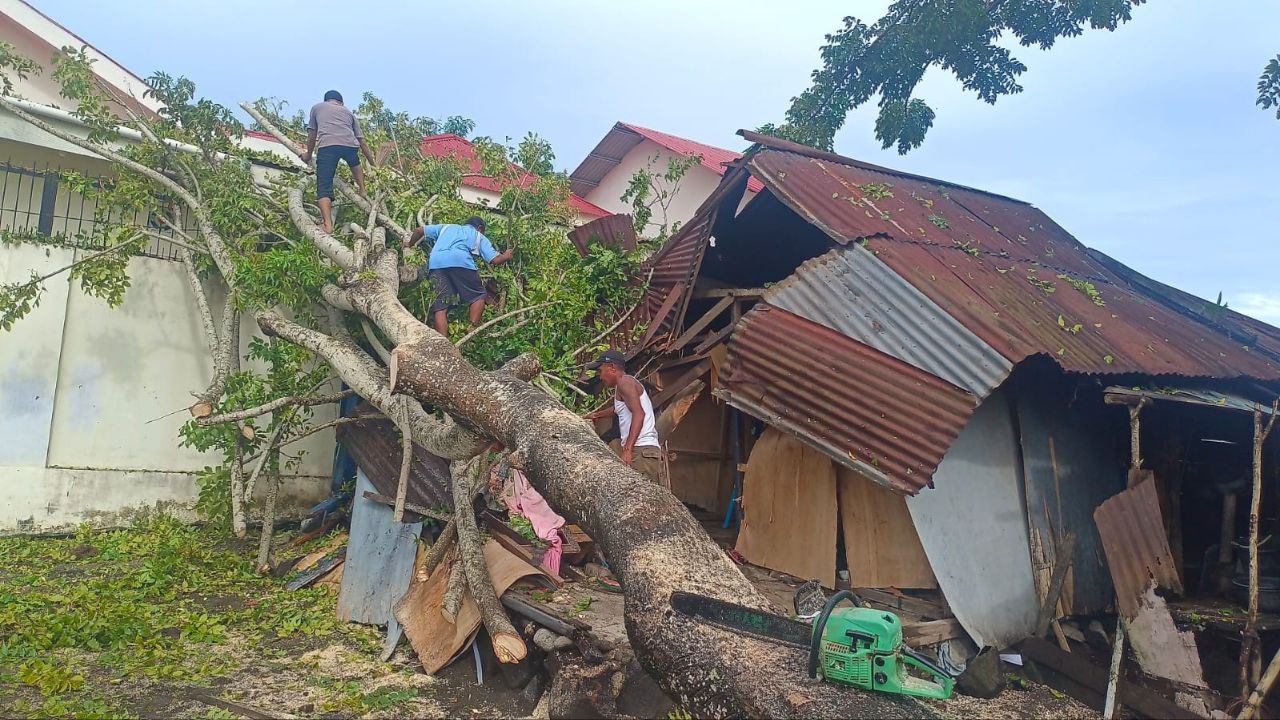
[404,226,425,250]
[301,128,317,164]
[584,404,616,421]
[478,232,514,266]
[617,377,646,466]
[353,117,375,165]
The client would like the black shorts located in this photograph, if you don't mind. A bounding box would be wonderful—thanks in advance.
[316,145,359,200]
[429,267,486,313]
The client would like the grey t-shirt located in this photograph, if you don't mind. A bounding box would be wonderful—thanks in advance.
[308,101,363,149]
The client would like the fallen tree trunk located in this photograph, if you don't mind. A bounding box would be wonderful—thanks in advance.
[359,291,929,718]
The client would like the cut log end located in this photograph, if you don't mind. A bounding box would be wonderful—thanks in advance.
[190,401,214,418]
[492,632,527,664]
[240,424,256,441]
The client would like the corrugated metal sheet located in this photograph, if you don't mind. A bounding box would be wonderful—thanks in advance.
[337,412,452,513]
[764,244,1011,396]
[1094,477,1183,620]
[717,304,978,494]
[567,213,637,256]
[338,469,422,625]
[747,147,1280,381]
[908,387,1040,648]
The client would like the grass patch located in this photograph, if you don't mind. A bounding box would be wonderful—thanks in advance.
[0,515,371,718]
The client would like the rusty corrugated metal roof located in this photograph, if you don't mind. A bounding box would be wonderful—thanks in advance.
[746,145,1280,381]
[337,413,453,513]
[717,304,977,494]
[763,245,1012,396]
[1093,477,1184,619]
[567,213,637,257]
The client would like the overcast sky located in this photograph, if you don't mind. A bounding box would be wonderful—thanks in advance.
[31,0,1280,322]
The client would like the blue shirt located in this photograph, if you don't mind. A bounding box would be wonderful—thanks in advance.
[422,224,498,270]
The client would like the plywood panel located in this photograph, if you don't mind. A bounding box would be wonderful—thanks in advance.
[667,392,727,512]
[735,427,838,587]
[838,467,937,589]
[908,388,1039,648]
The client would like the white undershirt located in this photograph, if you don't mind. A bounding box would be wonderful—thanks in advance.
[615,379,660,448]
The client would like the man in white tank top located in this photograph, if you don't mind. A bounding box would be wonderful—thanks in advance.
[584,349,669,488]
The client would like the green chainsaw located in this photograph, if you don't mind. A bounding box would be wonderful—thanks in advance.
[670,589,955,700]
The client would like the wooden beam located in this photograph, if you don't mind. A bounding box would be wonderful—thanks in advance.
[691,287,769,299]
[855,587,949,621]
[692,323,737,355]
[630,281,686,357]
[650,359,712,410]
[667,295,735,353]
[903,618,964,646]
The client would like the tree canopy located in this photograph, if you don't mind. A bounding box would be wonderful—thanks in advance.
[766,1,1278,153]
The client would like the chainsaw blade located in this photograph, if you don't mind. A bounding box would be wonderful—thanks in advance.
[670,591,813,650]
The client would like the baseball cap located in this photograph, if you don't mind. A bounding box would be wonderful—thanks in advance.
[586,349,626,371]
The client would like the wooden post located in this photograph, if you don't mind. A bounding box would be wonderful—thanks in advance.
[1240,400,1279,699]
[1106,399,1148,719]
[1240,646,1280,719]
[1104,621,1127,719]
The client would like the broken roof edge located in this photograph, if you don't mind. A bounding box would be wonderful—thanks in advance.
[737,129,1031,207]
[711,385,904,494]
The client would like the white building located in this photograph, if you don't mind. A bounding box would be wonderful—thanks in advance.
[0,0,333,533]
[569,122,762,236]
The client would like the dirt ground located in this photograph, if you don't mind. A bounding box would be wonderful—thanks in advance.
[0,518,1102,719]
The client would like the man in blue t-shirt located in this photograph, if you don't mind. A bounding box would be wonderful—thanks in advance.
[404,216,513,336]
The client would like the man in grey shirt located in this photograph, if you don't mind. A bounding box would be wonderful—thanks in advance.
[300,90,374,233]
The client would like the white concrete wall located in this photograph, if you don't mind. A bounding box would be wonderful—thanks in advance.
[582,139,754,236]
[1,240,335,534]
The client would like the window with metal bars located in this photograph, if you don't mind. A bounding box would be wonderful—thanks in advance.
[0,159,194,261]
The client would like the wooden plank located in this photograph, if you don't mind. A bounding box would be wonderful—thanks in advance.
[286,549,346,591]
[650,359,712,410]
[630,281,686,356]
[1020,637,1203,719]
[337,470,422,624]
[837,467,937,589]
[734,428,839,588]
[666,295,735,352]
[691,287,769,299]
[854,588,949,620]
[692,322,737,355]
[903,618,964,646]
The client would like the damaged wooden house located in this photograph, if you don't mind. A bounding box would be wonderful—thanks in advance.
[614,131,1280,716]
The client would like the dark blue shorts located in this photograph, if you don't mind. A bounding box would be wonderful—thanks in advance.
[429,267,486,313]
[316,144,359,200]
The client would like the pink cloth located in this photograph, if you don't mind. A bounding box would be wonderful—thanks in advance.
[498,466,566,576]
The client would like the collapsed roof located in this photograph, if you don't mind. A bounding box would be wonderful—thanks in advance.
[631,131,1280,494]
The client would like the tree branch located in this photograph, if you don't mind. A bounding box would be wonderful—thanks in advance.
[181,249,228,417]
[361,318,392,364]
[456,300,556,348]
[198,389,353,426]
[287,182,355,269]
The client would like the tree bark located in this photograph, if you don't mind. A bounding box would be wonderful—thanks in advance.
[256,469,280,572]
[231,443,247,539]
[450,457,527,663]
